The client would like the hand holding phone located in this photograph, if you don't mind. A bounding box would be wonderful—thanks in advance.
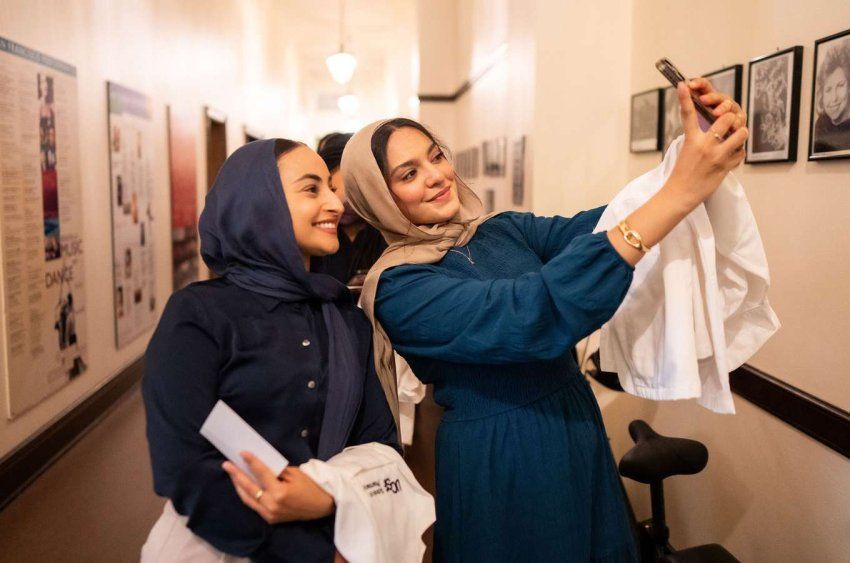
[656,58,731,139]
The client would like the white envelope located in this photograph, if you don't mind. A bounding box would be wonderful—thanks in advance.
[200,400,289,477]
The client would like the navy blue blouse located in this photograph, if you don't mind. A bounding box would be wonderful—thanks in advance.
[143,278,398,562]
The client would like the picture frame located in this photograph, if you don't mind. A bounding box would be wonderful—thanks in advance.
[745,46,803,164]
[482,137,507,177]
[454,147,481,179]
[704,64,743,104]
[511,136,526,206]
[630,88,663,153]
[662,86,682,154]
[808,28,850,161]
[484,189,495,213]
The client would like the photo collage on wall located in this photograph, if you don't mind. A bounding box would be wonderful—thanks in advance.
[455,134,530,213]
[629,28,850,164]
[108,82,157,349]
[0,35,88,417]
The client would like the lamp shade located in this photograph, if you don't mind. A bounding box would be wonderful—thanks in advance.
[337,93,359,115]
[326,51,357,85]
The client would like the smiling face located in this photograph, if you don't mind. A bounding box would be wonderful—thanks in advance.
[384,127,460,226]
[278,146,343,267]
[823,66,849,123]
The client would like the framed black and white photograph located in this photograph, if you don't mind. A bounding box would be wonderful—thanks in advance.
[630,88,662,152]
[454,149,467,178]
[483,137,507,177]
[745,46,803,164]
[809,28,850,160]
[454,148,478,178]
[511,136,526,206]
[662,86,683,154]
[484,189,496,213]
[704,64,743,104]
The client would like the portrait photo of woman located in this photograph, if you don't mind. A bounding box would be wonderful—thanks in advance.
[809,29,850,159]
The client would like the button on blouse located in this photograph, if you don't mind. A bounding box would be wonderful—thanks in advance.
[143,278,398,561]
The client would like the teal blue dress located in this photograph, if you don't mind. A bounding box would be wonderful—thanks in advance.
[375,208,638,562]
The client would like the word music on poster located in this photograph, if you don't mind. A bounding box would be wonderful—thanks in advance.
[0,36,88,417]
[108,82,157,349]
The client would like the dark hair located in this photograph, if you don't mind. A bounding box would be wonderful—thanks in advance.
[817,43,850,113]
[274,138,303,160]
[317,132,353,172]
[370,118,447,181]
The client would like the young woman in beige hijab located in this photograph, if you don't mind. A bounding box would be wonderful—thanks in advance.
[341,80,746,562]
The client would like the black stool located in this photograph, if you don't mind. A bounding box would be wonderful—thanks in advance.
[619,420,739,563]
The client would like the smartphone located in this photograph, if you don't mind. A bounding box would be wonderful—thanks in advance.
[656,58,729,138]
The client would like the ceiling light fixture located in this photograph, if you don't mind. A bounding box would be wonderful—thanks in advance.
[326,0,357,85]
[337,93,359,115]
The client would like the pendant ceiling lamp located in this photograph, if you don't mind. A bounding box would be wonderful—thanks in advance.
[337,93,360,115]
[326,0,357,85]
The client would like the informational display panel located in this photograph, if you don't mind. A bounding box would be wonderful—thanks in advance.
[0,36,88,418]
[167,106,199,291]
[107,82,156,348]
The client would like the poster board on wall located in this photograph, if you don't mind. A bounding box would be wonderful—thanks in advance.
[0,36,88,418]
[167,106,199,291]
[107,82,157,348]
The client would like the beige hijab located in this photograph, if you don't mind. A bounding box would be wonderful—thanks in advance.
[340,119,497,431]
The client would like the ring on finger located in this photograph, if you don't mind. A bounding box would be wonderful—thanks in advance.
[254,488,265,501]
[710,130,724,142]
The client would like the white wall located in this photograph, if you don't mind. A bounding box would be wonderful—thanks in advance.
[532,0,633,214]
[627,0,850,412]
[0,0,416,458]
[422,0,850,560]
[531,1,850,561]
[418,0,535,211]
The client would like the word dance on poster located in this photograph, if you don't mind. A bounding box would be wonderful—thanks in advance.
[0,36,88,417]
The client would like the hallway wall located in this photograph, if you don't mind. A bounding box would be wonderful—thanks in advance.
[422,1,850,561]
[0,0,300,460]
[417,0,536,212]
[531,1,850,561]
[0,0,417,459]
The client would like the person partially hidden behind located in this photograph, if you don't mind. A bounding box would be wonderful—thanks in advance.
[311,133,387,288]
[813,42,850,153]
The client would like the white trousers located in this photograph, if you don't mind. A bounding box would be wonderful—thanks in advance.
[141,501,249,563]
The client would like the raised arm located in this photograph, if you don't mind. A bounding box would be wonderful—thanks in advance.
[504,206,608,263]
[375,231,633,364]
[606,82,748,267]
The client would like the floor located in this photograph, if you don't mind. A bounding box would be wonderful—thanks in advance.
[0,385,164,562]
[0,384,441,562]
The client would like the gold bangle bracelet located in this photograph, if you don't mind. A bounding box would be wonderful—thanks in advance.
[617,220,651,253]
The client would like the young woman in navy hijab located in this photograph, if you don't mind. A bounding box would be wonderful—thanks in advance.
[142,138,398,562]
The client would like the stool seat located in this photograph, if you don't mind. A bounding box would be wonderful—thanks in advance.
[663,543,740,563]
[619,420,708,483]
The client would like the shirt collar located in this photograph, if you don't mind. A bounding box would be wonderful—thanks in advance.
[246,290,286,312]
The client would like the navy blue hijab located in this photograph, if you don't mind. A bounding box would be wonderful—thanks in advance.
[199,139,363,460]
